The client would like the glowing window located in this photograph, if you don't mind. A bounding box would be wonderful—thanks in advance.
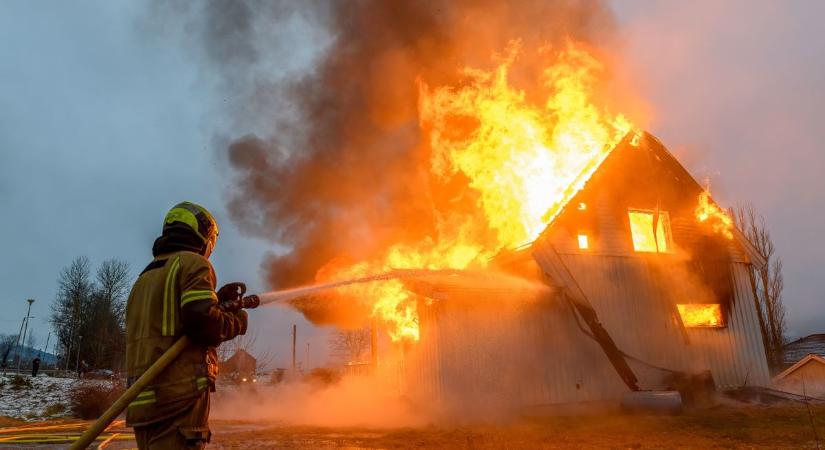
[577,234,589,250]
[677,304,724,328]
[578,202,587,211]
[628,209,673,253]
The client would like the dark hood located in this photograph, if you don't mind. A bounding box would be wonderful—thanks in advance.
[152,223,207,257]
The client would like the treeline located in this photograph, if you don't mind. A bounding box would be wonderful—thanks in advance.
[51,257,131,371]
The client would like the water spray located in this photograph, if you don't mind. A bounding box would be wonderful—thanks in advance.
[252,268,551,306]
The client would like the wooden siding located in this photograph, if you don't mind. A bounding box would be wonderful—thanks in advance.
[408,256,771,409]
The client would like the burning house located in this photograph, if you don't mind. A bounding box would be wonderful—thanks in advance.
[260,38,773,413]
[404,131,771,412]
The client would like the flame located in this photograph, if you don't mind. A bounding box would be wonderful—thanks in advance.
[695,190,734,239]
[628,210,672,253]
[677,304,724,328]
[320,41,633,341]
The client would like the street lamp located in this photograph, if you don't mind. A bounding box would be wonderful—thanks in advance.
[16,299,35,374]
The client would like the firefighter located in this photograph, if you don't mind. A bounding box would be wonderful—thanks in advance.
[126,202,249,449]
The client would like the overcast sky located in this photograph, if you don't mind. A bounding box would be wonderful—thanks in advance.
[0,1,822,366]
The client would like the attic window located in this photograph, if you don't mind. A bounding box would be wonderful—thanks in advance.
[628,209,673,253]
[677,304,724,328]
[577,234,589,250]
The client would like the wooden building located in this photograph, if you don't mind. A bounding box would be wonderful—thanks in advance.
[406,132,772,412]
[781,334,825,367]
[773,354,825,399]
[221,349,257,375]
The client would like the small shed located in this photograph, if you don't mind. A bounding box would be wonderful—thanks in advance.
[773,354,825,399]
[221,349,257,375]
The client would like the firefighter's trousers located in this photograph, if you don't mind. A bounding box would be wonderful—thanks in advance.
[133,392,211,449]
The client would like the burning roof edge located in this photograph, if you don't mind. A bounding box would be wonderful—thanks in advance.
[492,130,767,269]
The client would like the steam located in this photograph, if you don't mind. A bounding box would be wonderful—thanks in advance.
[211,375,427,428]
[153,0,618,293]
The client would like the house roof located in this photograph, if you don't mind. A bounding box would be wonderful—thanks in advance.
[527,131,767,269]
[226,348,257,364]
[782,334,825,364]
[773,353,825,382]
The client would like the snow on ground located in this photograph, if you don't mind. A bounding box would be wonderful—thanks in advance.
[0,374,75,420]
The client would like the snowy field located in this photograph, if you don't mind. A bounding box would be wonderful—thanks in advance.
[0,374,75,420]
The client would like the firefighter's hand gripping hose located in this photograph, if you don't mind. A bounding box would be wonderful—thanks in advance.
[217,282,261,312]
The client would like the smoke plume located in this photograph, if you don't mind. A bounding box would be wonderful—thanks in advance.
[156,1,617,291]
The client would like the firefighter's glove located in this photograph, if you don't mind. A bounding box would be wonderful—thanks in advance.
[241,294,260,309]
[217,282,247,313]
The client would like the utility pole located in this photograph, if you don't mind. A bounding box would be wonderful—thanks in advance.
[41,332,51,358]
[16,299,35,374]
[291,324,296,371]
[371,318,378,368]
[305,342,310,370]
[11,317,25,374]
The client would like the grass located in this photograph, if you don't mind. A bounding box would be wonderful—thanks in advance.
[209,405,825,449]
[42,403,67,417]
[8,375,32,390]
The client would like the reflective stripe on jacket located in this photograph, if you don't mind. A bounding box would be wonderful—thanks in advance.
[125,250,233,426]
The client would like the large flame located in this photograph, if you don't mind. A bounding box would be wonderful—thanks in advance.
[320,41,633,341]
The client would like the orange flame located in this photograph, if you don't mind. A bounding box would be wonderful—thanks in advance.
[695,190,734,239]
[677,303,724,328]
[321,41,633,341]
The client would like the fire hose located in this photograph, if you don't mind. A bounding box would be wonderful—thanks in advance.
[69,293,260,450]
[70,270,452,448]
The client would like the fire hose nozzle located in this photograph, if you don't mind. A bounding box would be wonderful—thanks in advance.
[218,295,259,312]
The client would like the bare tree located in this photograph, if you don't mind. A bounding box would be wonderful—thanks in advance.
[733,204,786,367]
[96,259,131,324]
[329,327,371,363]
[89,259,131,369]
[50,257,131,371]
[51,257,92,370]
[0,334,17,370]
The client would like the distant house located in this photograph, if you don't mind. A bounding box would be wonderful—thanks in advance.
[773,354,825,399]
[220,349,257,375]
[781,334,825,366]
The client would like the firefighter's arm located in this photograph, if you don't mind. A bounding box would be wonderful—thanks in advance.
[178,258,247,347]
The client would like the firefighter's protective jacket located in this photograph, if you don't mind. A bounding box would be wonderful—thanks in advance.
[125,250,247,426]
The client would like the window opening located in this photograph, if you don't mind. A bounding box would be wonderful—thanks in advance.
[677,304,724,328]
[577,234,589,250]
[628,209,673,253]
